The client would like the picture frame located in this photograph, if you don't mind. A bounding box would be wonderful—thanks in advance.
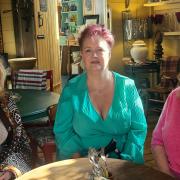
[83,0,95,15]
[83,15,99,25]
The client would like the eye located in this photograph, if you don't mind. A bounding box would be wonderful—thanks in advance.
[85,49,91,53]
[83,49,91,54]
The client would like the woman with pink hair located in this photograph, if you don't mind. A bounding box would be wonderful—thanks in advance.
[54,24,147,163]
[151,87,180,178]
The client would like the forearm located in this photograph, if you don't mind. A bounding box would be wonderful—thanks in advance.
[151,145,174,176]
[1,165,22,179]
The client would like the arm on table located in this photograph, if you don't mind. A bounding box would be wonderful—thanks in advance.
[151,145,174,177]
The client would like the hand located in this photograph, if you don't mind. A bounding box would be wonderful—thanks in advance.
[72,153,81,159]
[0,171,14,180]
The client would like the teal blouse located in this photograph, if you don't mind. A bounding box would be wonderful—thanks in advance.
[54,72,147,164]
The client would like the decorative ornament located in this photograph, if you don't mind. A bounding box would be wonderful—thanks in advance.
[130,40,148,63]
[88,148,112,180]
[154,30,163,61]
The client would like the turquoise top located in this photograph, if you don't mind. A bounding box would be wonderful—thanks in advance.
[54,72,147,164]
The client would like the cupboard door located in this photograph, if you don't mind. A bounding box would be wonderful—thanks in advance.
[33,0,61,89]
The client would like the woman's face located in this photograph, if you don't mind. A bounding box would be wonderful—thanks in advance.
[80,35,111,73]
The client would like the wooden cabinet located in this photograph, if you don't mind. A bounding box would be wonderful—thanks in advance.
[61,43,82,76]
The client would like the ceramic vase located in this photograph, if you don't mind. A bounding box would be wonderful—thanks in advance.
[130,40,148,63]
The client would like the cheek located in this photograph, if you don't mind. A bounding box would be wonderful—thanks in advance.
[81,54,89,63]
[81,56,89,68]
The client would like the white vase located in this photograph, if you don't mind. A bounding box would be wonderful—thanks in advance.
[130,40,148,63]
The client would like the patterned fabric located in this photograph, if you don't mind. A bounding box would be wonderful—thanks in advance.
[0,94,32,175]
[14,69,47,90]
[27,127,54,147]
[2,153,31,174]
[160,56,180,88]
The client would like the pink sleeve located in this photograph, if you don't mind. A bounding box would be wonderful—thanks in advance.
[151,92,173,146]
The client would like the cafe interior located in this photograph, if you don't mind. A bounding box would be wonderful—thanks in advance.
[0,0,180,179]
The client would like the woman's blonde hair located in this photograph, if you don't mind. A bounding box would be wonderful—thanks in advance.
[0,61,6,96]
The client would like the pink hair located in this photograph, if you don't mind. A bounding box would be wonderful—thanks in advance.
[78,24,114,49]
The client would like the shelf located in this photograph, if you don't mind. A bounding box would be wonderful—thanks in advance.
[64,21,76,24]
[69,11,78,13]
[62,0,76,3]
[61,11,69,14]
[144,2,165,7]
[61,11,78,14]
[163,32,180,36]
[144,0,180,7]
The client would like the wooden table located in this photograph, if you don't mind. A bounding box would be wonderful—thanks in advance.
[11,89,60,124]
[17,158,173,180]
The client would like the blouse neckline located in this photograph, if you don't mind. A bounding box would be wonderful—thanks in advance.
[86,72,116,121]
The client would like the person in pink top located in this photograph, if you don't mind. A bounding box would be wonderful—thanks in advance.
[151,86,180,178]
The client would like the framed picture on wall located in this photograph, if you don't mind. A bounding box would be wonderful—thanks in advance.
[83,0,95,15]
[83,15,99,25]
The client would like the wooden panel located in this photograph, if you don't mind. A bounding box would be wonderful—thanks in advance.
[33,0,61,90]
[47,1,61,88]
[0,14,4,53]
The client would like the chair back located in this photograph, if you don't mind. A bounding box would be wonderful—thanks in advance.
[47,104,57,126]
[12,69,53,91]
[159,56,180,88]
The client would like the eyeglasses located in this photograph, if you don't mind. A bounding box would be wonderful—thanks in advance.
[82,48,109,57]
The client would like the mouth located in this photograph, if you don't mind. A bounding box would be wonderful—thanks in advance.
[91,60,100,64]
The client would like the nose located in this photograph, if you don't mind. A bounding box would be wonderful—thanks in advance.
[92,50,98,57]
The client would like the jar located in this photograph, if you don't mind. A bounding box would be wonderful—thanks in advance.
[130,40,148,63]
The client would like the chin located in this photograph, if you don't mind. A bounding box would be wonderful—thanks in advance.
[91,67,103,71]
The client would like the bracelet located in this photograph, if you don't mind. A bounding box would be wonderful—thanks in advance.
[3,165,22,178]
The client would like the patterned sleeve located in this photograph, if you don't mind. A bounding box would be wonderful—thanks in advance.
[0,95,32,176]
